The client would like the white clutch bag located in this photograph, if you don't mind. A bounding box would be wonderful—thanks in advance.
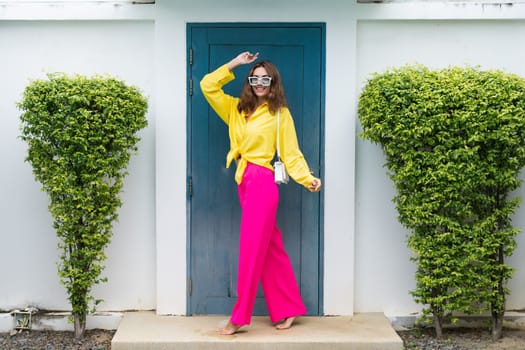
[273,110,289,185]
[274,160,289,185]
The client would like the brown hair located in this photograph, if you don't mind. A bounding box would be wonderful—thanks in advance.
[237,60,287,115]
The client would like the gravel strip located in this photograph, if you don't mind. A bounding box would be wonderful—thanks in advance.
[0,329,114,350]
[398,327,525,350]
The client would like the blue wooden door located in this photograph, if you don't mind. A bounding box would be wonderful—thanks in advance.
[188,23,324,316]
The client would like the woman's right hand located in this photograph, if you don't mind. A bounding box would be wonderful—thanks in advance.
[227,51,259,71]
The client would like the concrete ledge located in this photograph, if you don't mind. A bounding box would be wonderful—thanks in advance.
[387,312,525,331]
[0,311,123,333]
[0,314,11,333]
[112,311,403,350]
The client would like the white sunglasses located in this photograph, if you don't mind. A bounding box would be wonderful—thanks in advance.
[248,76,272,87]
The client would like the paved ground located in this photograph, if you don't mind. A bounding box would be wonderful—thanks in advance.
[111,312,402,350]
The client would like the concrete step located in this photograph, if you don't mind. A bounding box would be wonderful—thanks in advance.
[111,311,403,350]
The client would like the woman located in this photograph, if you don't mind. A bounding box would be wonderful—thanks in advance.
[200,51,322,335]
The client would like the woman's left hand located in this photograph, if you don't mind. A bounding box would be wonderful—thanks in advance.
[308,178,322,192]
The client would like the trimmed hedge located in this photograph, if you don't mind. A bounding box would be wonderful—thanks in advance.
[358,65,525,339]
[19,73,148,338]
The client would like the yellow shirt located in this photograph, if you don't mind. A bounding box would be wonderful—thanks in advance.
[200,64,316,188]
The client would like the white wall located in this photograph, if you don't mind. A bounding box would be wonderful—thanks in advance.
[0,19,156,312]
[1,0,525,320]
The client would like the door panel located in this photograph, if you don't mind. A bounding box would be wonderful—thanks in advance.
[188,23,324,316]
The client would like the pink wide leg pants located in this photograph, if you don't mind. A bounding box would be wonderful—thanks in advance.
[230,162,307,326]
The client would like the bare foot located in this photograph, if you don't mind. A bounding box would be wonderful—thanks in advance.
[217,321,241,335]
[275,316,296,330]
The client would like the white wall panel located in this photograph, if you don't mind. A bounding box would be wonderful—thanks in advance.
[0,20,156,312]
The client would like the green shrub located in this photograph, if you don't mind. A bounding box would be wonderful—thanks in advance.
[19,73,148,338]
[358,65,525,339]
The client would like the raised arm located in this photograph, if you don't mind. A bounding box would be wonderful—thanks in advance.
[200,52,260,125]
